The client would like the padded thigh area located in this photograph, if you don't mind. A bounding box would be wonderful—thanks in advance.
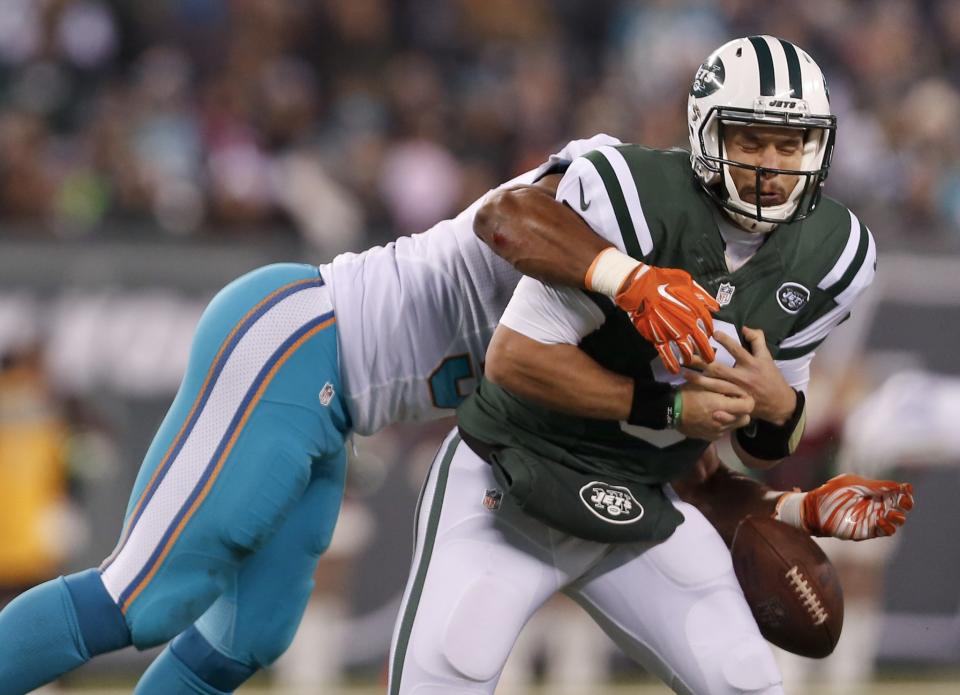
[644,500,734,587]
[441,573,532,681]
[410,537,544,683]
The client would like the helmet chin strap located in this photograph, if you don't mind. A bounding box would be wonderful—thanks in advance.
[720,161,804,234]
[721,204,778,234]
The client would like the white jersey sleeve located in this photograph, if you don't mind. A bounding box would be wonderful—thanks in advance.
[319,134,628,435]
[775,353,813,393]
[499,277,606,345]
[554,150,653,257]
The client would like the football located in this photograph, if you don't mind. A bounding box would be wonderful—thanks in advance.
[731,516,844,658]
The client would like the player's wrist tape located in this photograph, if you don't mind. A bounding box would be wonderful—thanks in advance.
[628,380,675,430]
[735,389,806,461]
[585,247,643,297]
[773,491,808,532]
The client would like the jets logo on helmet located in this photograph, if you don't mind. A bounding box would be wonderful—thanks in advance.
[687,35,837,233]
[692,56,725,98]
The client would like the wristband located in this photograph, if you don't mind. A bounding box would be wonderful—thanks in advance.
[668,389,683,429]
[627,379,675,430]
[735,389,807,461]
[585,248,643,297]
[773,491,808,532]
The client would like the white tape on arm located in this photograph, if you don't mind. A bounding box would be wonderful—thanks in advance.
[585,247,643,297]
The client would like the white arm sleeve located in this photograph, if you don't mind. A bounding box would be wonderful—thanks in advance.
[776,353,814,394]
[499,276,606,345]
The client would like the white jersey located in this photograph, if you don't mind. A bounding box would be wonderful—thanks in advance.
[319,134,621,435]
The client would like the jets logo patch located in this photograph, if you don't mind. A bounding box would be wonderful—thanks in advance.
[691,56,725,98]
[579,481,644,525]
[777,283,810,314]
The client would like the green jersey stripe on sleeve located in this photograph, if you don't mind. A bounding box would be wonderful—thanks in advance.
[823,220,868,300]
[819,210,866,292]
[774,335,829,361]
[603,146,654,255]
[583,150,643,260]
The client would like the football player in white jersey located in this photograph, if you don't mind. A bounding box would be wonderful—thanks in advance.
[0,134,732,694]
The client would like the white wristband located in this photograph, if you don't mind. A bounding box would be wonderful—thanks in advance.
[585,248,643,297]
[773,491,807,532]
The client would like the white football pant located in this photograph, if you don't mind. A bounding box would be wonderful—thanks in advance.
[388,430,784,695]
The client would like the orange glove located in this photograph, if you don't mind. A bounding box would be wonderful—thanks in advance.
[776,474,915,541]
[615,265,720,373]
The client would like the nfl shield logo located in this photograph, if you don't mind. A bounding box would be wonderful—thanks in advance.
[482,489,503,511]
[716,282,736,306]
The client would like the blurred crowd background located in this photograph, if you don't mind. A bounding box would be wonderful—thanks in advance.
[1,0,959,692]
[3,0,960,251]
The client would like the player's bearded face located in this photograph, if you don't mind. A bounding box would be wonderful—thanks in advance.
[722,125,805,207]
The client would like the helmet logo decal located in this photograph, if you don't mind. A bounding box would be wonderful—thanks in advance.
[777,282,810,314]
[691,57,725,98]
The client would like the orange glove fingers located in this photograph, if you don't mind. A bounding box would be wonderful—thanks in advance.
[689,321,716,363]
[652,308,682,340]
[692,281,721,313]
[887,510,907,527]
[676,336,695,364]
[667,286,713,331]
[656,341,681,375]
[898,490,915,510]
[876,516,898,537]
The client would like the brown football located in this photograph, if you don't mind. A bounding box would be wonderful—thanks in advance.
[731,516,844,658]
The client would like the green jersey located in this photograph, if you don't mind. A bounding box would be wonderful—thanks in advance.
[459,144,876,486]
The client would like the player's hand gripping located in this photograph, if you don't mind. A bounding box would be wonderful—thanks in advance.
[776,474,915,541]
[687,327,796,424]
[615,265,720,374]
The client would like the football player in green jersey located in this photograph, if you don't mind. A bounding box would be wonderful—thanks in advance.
[388,36,913,695]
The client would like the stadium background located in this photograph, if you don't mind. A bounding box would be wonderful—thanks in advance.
[0,0,958,692]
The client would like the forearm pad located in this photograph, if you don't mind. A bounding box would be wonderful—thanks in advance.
[735,390,806,461]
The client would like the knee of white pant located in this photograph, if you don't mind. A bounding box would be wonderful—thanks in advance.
[426,574,530,683]
[646,501,734,588]
[720,634,782,693]
[684,589,782,694]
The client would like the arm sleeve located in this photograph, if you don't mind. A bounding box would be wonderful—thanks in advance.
[499,276,606,345]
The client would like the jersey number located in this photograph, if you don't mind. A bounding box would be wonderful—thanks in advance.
[428,354,476,409]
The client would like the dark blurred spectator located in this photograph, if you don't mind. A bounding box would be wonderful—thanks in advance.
[0,0,959,250]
